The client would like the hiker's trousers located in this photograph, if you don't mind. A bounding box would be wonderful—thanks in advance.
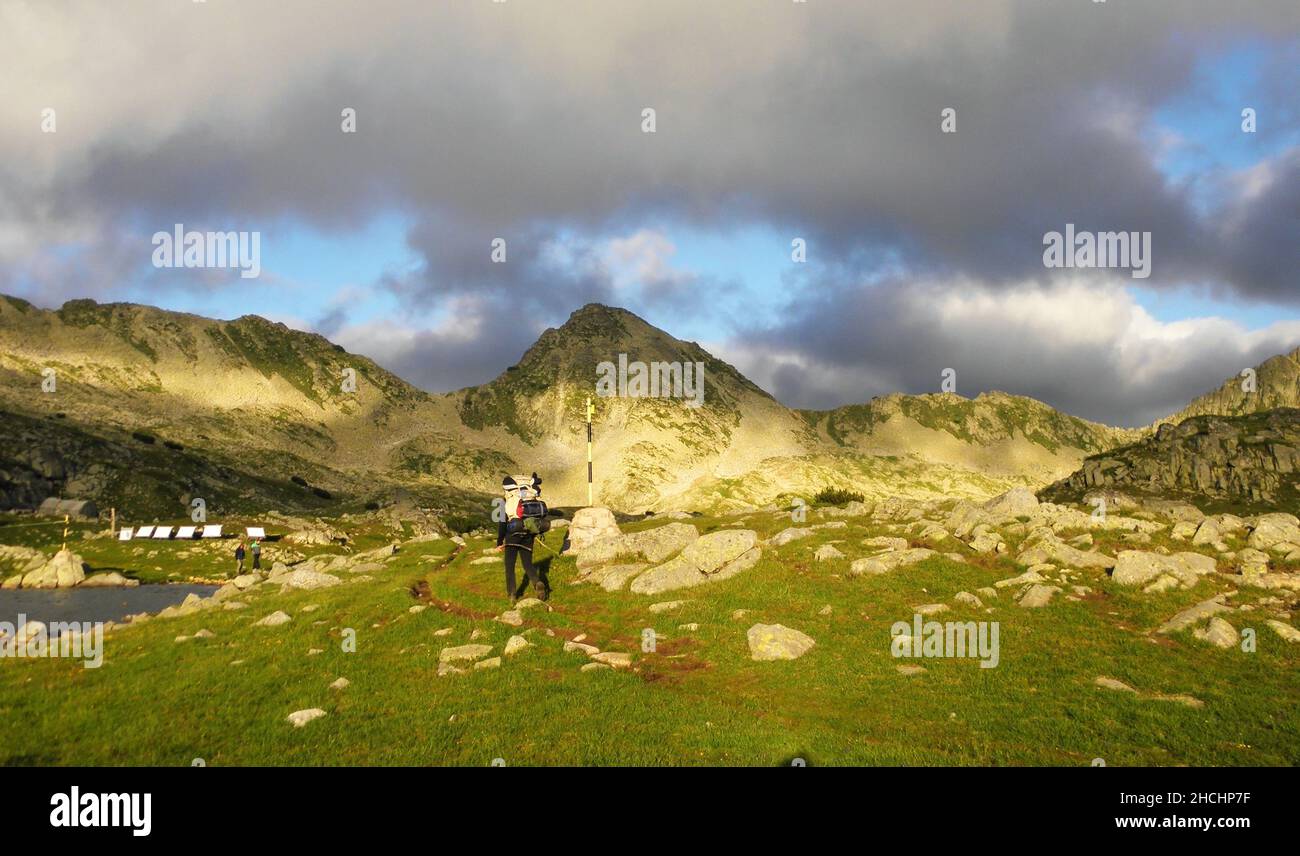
[503,538,541,597]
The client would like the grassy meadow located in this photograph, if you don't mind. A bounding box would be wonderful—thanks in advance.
[1,509,1297,766]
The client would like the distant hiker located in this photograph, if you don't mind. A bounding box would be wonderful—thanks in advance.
[495,473,552,604]
[251,538,262,570]
[234,541,246,575]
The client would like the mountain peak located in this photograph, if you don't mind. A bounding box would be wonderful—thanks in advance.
[1160,344,1300,426]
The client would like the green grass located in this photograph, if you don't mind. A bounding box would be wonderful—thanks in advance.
[1,511,1297,766]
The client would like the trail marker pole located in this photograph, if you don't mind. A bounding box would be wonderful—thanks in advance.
[586,396,594,506]
[110,507,116,538]
[62,514,69,551]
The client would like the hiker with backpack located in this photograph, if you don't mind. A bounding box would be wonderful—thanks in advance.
[251,538,262,570]
[495,473,553,604]
[234,540,246,575]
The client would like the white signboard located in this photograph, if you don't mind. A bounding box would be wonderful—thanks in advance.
[201,525,223,539]
[152,526,172,539]
[176,525,197,539]
[134,525,155,539]
[246,527,266,539]
[118,528,133,541]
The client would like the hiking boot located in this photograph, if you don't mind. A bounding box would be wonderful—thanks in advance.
[534,582,548,601]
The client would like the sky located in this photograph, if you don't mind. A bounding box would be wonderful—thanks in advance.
[2,0,1298,427]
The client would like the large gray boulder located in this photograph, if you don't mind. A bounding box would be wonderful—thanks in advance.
[1248,513,1300,551]
[79,572,139,588]
[982,487,1039,519]
[277,568,342,592]
[568,507,622,553]
[622,523,699,563]
[1111,550,1217,588]
[630,530,761,595]
[20,549,85,589]
[578,522,699,570]
[1017,534,1115,570]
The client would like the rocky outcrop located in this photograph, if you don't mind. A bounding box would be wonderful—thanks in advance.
[1041,409,1300,508]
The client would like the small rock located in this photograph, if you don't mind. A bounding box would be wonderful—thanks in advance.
[747,623,816,661]
[254,611,291,627]
[1193,617,1238,648]
[287,708,326,727]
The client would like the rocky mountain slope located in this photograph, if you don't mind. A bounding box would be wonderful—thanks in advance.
[1040,408,1300,512]
[0,295,1162,517]
[1159,346,1300,426]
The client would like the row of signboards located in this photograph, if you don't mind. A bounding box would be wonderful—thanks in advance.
[118,526,267,541]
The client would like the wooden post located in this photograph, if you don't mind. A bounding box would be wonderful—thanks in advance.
[585,397,594,506]
[110,507,116,538]
[62,514,69,552]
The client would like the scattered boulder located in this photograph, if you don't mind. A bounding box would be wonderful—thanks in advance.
[1264,620,1300,643]
[1248,513,1300,551]
[79,572,139,588]
[253,611,292,628]
[629,530,761,595]
[20,549,86,589]
[1193,617,1238,648]
[1017,534,1115,570]
[591,651,632,668]
[770,527,813,547]
[567,507,622,553]
[861,536,909,553]
[747,623,816,661]
[849,548,935,576]
[330,677,350,690]
[1156,595,1231,635]
[277,568,342,592]
[287,708,327,727]
[504,635,531,656]
[813,544,845,561]
[982,486,1039,518]
[596,563,650,592]
[1111,550,1217,589]
[439,644,493,664]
